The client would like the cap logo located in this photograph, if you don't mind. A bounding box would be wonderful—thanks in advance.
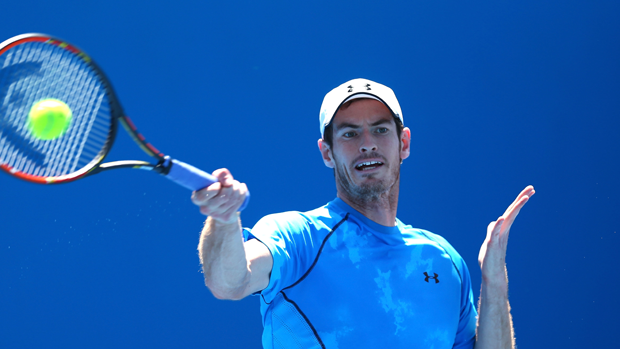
[365,83,371,90]
[347,85,353,93]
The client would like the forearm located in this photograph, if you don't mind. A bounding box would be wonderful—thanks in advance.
[475,186,533,349]
[198,214,250,300]
[474,269,515,349]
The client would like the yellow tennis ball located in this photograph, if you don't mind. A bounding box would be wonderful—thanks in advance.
[28,99,72,140]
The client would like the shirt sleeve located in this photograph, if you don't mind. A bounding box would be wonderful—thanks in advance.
[242,212,321,303]
[452,256,478,349]
[419,230,478,349]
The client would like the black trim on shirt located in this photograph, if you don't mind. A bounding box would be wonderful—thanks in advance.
[283,213,349,291]
[281,291,326,349]
[259,213,349,345]
[269,213,349,347]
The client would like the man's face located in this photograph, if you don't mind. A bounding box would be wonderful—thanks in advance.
[318,99,411,202]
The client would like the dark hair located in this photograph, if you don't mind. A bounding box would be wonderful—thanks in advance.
[322,99,405,149]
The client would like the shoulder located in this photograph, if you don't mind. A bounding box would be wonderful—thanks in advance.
[399,224,467,266]
[247,202,347,239]
[422,229,462,259]
[255,211,309,229]
[256,202,347,230]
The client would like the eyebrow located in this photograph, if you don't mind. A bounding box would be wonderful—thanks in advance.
[334,118,393,131]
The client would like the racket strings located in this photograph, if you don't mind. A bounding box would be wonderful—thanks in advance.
[0,40,112,179]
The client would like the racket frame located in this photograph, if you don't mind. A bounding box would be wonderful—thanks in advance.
[0,33,167,184]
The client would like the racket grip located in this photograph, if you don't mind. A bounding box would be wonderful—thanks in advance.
[165,159,250,211]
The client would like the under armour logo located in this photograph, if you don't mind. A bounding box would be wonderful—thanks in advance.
[365,83,371,90]
[347,85,353,92]
[424,272,439,283]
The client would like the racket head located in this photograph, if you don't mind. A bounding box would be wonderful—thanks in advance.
[0,33,123,184]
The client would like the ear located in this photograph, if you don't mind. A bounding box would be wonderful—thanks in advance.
[399,127,411,161]
[318,139,335,168]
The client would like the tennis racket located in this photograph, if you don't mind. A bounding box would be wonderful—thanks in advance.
[0,33,249,210]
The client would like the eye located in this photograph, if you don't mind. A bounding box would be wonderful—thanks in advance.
[343,131,357,138]
[375,127,388,134]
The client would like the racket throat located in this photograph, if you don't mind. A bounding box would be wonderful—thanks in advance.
[153,156,173,175]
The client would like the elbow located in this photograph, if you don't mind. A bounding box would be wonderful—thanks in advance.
[213,291,247,301]
[209,287,248,301]
[205,279,249,301]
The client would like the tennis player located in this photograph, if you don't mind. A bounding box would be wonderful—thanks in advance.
[192,78,534,349]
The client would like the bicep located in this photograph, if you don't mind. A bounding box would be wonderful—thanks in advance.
[242,238,273,297]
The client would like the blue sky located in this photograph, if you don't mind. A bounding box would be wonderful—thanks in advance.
[1,1,619,348]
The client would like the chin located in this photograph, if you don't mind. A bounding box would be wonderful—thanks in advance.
[336,163,398,198]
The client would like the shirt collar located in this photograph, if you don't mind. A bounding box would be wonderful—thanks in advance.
[329,197,404,236]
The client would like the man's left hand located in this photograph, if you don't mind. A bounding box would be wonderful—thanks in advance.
[478,185,535,288]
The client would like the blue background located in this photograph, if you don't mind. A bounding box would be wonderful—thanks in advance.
[1,1,619,348]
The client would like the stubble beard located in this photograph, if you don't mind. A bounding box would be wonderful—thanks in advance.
[334,157,401,208]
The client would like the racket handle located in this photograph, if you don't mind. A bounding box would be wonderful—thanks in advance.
[165,159,250,211]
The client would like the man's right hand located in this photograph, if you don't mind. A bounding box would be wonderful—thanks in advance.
[193,168,270,300]
[191,168,248,224]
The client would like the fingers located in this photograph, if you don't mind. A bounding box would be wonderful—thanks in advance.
[208,182,246,213]
[191,181,222,206]
[504,185,535,216]
[481,186,535,267]
[191,168,248,223]
[502,185,535,227]
[503,196,528,226]
[213,168,234,187]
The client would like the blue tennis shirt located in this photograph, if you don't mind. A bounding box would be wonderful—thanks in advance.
[243,198,477,349]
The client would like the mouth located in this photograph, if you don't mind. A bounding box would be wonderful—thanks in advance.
[354,161,384,171]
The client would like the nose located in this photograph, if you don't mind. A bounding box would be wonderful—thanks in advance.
[359,131,377,153]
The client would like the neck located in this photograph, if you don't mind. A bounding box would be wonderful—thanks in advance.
[336,177,400,227]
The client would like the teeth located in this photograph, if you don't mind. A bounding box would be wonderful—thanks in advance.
[356,161,383,169]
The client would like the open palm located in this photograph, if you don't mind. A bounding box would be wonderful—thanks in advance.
[479,186,535,287]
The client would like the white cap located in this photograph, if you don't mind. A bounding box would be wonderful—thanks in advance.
[319,78,404,137]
